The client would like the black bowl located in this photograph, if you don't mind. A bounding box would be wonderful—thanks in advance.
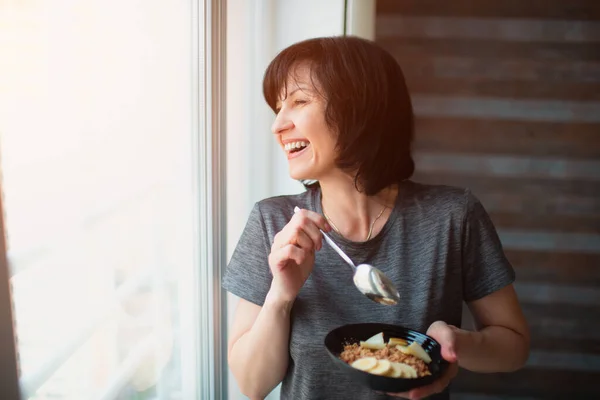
[324,323,448,392]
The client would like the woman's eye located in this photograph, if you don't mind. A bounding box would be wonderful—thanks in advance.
[294,99,307,106]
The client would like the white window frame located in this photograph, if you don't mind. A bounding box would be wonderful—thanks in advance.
[196,0,228,399]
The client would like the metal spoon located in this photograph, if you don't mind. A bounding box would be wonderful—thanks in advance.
[294,207,400,305]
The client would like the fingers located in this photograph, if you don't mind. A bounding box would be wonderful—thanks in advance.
[407,383,438,399]
[426,321,459,362]
[291,229,313,250]
[384,390,422,400]
[291,210,326,250]
[379,361,459,400]
[274,208,330,251]
[381,392,409,398]
[274,225,317,251]
[380,321,461,400]
[269,244,308,271]
[406,362,458,400]
[293,206,331,231]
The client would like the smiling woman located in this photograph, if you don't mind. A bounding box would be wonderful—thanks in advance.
[263,38,414,196]
[269,65,338,183]
[223,36,529,400]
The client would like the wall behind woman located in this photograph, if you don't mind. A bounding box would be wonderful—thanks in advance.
[375,0,600,398]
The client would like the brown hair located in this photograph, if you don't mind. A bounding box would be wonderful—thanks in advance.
[263,36,414,196]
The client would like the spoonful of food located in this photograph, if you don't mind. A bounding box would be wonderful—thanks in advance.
[294,207,400,305]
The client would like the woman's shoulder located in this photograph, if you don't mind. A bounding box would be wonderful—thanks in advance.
[255,189,313,212]
[404,180,471,201]
[252,189,314,229]
[401,180,476,215]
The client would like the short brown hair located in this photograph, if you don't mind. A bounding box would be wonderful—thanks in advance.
[263,36,414,196]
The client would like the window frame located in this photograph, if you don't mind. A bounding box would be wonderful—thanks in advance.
[196,0,228,398]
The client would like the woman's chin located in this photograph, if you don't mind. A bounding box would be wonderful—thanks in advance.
[288,168,313,182]
[290,174,311,182]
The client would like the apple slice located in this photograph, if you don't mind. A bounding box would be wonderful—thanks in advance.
[360,341,386,350]
[360,332,386,350]
[406,342,432,364]
[388,337,408,347]
[395,345,411,355]
[365,332,384,345]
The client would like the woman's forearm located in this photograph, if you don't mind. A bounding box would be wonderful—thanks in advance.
[229,291,293,399]
[457,325,529,373]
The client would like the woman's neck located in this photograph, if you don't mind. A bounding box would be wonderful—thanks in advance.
[319,173,398,242]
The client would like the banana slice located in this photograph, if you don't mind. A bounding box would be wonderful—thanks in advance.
[370,359,392,376]
[351,357,378,372]
[386,362,403,378]
[395,362,418,378]
[407,342,432,364]
[388,337,408,347]
[360,340,386,350]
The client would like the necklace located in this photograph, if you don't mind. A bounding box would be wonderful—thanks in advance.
[323,205,387,241]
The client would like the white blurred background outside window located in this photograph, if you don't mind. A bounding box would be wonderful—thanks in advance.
[0,0,224,398]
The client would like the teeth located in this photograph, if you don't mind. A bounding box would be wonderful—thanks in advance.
[284,141,309,152]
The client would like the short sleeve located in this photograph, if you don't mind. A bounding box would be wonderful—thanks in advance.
[461,189,516,303]
[222,202,273,306]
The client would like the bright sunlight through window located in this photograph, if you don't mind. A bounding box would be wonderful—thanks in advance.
[0,1,207,398]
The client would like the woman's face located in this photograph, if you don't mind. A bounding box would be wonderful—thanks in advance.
[271,65,338,182]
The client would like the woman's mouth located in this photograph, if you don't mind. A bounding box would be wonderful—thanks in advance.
[284,140,310,159]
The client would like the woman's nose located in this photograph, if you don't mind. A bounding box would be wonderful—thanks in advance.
[271,112,294,135]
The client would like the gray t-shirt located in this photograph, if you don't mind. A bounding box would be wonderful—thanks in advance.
[222,181,515,400]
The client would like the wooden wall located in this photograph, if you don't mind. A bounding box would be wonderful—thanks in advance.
[375,1,600,398]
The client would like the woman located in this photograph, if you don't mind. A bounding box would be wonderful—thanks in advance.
[223,36,529,400]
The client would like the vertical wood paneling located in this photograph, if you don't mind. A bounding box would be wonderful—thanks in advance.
[376,0,600,397]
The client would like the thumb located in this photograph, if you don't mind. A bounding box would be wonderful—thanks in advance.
[441,344,457,363]
[429,322,458,363]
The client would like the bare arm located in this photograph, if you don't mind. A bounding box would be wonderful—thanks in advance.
[227,209,329,399]
[228,292,293,400]
[456,284,530,372]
